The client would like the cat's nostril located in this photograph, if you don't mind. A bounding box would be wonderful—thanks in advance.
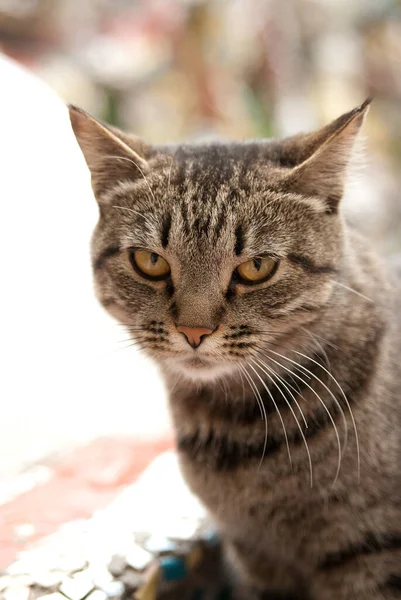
[176,325,214,349]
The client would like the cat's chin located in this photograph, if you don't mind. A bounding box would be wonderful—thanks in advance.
[163,356,238,383]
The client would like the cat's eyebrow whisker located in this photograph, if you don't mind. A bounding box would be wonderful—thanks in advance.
[239,364,269,471]
[111,205,144,217]
[333,280,373,303]
[254,347,343,486]
[111,205,154,230]
[245,361,293,471]
[104,154,158,205]
[250,356,313,488]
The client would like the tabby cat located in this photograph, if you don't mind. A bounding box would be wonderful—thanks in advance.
[69,100,400,599]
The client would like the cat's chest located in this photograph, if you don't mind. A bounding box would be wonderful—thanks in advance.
[178,450,343,565]
[178,450,302,537]
[179,451,267,531]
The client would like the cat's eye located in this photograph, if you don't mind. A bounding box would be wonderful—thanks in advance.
[129,249,171,280]
[236,256,277,284]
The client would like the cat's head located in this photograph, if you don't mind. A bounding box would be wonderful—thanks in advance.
[69,101,369,382]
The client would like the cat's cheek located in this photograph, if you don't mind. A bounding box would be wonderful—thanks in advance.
[98,297,133,325]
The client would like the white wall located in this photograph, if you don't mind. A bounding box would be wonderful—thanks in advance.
[0,55,170,477]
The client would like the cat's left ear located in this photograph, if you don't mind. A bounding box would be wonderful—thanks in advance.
[284,99,371,213]
[68,105,153,200]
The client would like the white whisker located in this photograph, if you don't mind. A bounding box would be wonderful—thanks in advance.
[105,154,157,204]
[250,356,313,487]
[268,348,348,458]
[292,349,360,481]
[246,362,293,470]
[333,280,373,303]
[238,367,247,405]
[258,349,342,485]
[238,364,265,421]
[253,353,308,428]
[238,365,269,471]
[112,205,147,218]
[300,327,332,373]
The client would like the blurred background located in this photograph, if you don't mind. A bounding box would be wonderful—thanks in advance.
[0,0,400,478]
[2,0,401,245]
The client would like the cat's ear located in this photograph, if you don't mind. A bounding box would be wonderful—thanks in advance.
[68,105,152,200]
[283,99,371,213]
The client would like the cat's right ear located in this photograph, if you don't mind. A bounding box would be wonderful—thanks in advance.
[280,99,371,214]
[68,105,152,200]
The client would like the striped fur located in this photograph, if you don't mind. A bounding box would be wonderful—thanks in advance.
[69,101,401,599]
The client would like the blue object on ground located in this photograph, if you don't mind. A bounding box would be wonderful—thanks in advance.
[160,555,188,582]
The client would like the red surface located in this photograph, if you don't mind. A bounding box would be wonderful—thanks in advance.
[0,435,174,569]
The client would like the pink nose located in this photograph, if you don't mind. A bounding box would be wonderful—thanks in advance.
[177,325,213,349]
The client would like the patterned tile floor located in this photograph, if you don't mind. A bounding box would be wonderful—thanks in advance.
[0,441,230,600]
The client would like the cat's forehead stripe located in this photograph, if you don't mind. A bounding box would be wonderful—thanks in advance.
[234,224,244,256]
[161,213,172,248]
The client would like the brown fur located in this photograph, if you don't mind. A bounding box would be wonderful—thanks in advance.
[69,101,401,599]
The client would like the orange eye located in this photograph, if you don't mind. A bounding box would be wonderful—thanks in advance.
[236,256,277,283]
[129,249,170,280]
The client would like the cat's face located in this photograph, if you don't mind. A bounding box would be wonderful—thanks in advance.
[69,102,369,382]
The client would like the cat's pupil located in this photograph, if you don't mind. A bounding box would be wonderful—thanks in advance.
[151,252,159,266]
[253,258,262,271]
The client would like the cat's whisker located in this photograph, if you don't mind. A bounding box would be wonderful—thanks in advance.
[299,327,332,372]
[238,364,265,422]
[268,348,349,459]
[118,335,148,346]
[245,361,293,471]
[292,349,360,481]
[239,364,269,471]
[114,323,149,330]
[253,335,313,380]
[250,356,313,488]
[237,367,247,405]
[252,352,308,427]
[169,372,183,395]
[333,280,373,303]
[299,327,339,351]
[117,337,145,346]
[115,340,147,353]
[254,354,304,399]
[255,348,342,486]
[218,375,230,406]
